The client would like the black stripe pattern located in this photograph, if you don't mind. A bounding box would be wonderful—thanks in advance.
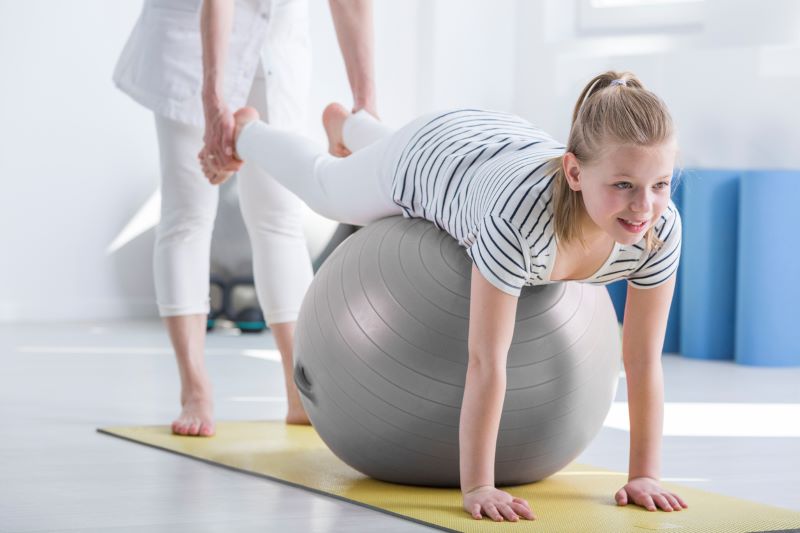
[389,110,682,296]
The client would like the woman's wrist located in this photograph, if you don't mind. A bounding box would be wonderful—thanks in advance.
[201,93,230,123]
[202,90,225,110]
[202,76,226,107]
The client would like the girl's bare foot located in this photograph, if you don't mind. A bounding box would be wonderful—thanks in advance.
[172,391,215,437]
[233,106,261,159]
[322,102,352,157]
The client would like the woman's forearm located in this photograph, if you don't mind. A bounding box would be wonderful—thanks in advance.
[624,360,664,480]
[200,0,235,106]
[459,361,507,493]
[328,0,376,112]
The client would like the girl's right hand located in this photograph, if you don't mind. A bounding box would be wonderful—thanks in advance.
[462,485,537,521]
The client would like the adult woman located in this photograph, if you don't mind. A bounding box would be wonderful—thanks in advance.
[114,0,376,435]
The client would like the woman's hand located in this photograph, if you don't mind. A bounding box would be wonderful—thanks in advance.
[203,100,239,162]
[462,485,536,522]
[197,144,240,185]
[198,97,243,185]
[615,477,688,512]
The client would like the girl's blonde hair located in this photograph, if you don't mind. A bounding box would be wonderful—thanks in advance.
[551,71,675,251]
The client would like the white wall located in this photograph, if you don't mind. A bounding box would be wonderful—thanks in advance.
[513,0,800,169]
[0,1,161,322]
[0,0,426,322]
[2,0,798,322]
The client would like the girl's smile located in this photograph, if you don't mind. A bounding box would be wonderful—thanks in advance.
[618,218,649,233]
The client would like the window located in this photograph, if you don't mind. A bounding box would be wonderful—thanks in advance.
[578,0,704,33]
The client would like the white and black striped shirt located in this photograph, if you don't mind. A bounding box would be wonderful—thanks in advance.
[390,109,682,297]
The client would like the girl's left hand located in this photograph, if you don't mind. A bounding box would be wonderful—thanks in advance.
[615,477,689,512]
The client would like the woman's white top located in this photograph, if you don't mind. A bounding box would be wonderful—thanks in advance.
[390,110,682,297]
[113,0,310,129]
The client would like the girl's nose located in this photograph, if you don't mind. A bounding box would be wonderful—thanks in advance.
[630,189,653,213]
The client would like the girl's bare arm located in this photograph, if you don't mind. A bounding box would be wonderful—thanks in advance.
[617,275,687,512]
[460,265,535,522]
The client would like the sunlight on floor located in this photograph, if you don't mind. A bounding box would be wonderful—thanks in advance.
[604,402,800,437]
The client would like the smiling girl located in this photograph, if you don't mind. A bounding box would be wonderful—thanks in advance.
[200,70,687,522]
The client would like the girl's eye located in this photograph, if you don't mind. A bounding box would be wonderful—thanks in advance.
[614,182,632,190]
[654,182,670,190]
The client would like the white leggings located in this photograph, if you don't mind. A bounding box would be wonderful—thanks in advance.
[236,110,427,226]
[153,74,313,324]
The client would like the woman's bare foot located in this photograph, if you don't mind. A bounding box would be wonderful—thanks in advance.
[172,392,215,437]
[285,383,311,425]
[232,106,261,159]
[286,400,311,425]
[322,103,352,157]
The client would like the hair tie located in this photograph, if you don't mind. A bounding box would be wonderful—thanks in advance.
[610,79,627,87]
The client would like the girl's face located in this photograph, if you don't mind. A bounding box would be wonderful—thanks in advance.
[564,138,677,246]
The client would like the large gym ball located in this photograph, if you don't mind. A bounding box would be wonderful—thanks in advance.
[293,216,621,487]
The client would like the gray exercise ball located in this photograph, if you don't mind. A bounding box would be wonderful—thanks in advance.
[293,216,621,487]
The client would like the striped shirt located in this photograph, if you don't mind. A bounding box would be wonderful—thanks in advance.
[390,109,682,296]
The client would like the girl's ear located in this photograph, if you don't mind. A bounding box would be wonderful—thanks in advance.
[562,152,583,192]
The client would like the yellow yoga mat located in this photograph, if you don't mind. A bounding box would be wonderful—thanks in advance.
[98,421,800,533]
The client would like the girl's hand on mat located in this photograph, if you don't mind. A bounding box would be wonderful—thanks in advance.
[615,477,689,512]
[462,485,536,521]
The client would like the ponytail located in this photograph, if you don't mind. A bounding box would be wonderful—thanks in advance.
[551,71,674,251]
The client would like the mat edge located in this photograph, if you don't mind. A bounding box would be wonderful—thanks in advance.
[96,427,458,533]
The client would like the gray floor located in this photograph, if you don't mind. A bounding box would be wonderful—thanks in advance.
[1,320,798,533]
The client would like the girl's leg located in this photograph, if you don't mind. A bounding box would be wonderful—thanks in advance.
[234,109,403,227]
[153,114,218,437]
[342,109,395,150]
[237,72,313,424]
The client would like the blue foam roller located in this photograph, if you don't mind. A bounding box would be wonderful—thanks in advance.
[606,280,627,323]
[663,271,681,354]
[735,170,800,366]
[679,169,739,360]
[605,269,681,355]
[663,176,685,354]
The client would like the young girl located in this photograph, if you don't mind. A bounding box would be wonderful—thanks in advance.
[200,71,689,522]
